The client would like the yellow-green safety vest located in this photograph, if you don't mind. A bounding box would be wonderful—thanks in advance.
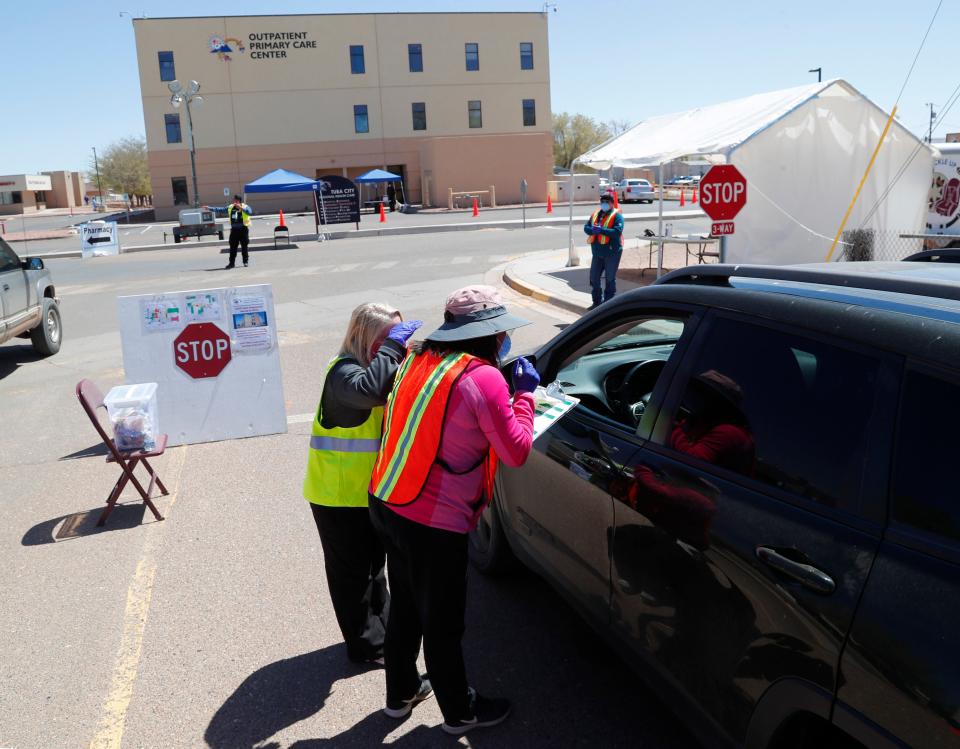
[303,357,384,507]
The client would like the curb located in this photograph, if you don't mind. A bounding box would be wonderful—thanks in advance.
[503,252,590,315]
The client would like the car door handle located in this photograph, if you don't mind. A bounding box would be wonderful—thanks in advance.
[755,546,836,595]
[573,451,613,475]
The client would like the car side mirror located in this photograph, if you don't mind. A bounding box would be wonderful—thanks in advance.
[23,257,44,271]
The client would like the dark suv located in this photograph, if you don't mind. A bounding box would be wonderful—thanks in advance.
[473,263,960,749]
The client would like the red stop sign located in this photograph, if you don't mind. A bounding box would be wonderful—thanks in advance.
[173,322,232,379]
[699,165,747,221]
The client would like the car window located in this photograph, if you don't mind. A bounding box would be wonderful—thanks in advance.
[891,369,960,544]
[555,317,687,432]
[660,316,882,511]
[0,238,20,273]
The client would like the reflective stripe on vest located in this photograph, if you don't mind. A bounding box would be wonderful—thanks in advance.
[587,208,619,245]
[370,350,474,505]
[302,357,384,507]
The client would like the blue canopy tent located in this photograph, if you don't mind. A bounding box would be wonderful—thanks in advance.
[243,168,324,235]
[243,168,318,193]
[355,168,406,210]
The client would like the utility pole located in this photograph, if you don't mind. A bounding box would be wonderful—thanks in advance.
[92,146,104,212]
[926,102,937,143]
[808,67,822,83]
[169,80,204,207]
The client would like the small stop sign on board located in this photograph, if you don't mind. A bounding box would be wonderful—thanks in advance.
[173,322,232,379]
[699,165,747,222]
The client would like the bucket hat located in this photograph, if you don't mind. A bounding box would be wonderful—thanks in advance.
[425,285,531,342]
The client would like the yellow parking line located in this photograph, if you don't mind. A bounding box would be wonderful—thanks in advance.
[88,445,187,749]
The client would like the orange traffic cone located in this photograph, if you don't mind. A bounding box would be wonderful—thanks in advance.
[680,189,686,207]
[546,194,553,214]
[472,197,479,217]
[379,202,386,223]
[279,209,286,227]
[692,188,698,204]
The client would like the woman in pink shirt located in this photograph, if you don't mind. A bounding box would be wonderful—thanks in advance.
[368,285,538,736]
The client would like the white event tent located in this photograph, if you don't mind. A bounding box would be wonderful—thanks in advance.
[575,79,932,265]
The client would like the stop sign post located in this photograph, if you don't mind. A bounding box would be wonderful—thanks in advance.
[173,322,232,379]
[699,165,747,235]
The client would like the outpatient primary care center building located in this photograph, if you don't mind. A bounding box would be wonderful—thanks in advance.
[133,12,554,220]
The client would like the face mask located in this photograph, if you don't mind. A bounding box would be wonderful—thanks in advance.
[498,334,512,360]
[600,202,611,212]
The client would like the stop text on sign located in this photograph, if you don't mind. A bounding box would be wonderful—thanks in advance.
[175,338,229,363]
[173,322,233,379]
[698,165,748,222]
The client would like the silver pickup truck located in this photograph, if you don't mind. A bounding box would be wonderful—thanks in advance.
[0,236,61,356]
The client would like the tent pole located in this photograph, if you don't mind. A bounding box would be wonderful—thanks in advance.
[313,189,320,239]
[657,163,664,278]
[567,159,579,267]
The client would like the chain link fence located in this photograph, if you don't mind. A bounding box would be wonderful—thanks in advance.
[836,229,960,262]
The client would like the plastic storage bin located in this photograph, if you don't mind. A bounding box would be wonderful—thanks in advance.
[104,383,159,451]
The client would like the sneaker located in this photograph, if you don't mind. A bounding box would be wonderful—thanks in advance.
[243,261,249,267]
[224,263,235,269]
[383,675,433,719]
[441,687,511,735]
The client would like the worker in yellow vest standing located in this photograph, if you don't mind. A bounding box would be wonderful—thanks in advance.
[303,303,421,665]
[583,191,625,309]
[368,285,539,735]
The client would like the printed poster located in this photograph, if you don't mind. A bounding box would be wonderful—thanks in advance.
[140,296,183,333]
[230,294,272,352]
[184,292,223,322]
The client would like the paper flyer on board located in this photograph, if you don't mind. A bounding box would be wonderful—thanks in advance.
[184,292,223,322]
[140,295,183,333]
[531,386,579,441]
[230,294,272,352]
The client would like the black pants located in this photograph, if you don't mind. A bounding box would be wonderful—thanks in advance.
[228,225,249,265]
[368,496,471,722]
[311,503,389,662]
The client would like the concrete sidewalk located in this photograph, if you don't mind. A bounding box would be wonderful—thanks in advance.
[504,240,718,313]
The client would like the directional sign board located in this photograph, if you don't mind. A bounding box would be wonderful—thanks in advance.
[80,221,119,258]
[699,165,747,222]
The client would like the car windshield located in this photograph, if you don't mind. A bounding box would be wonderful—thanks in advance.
[592,319,684,352]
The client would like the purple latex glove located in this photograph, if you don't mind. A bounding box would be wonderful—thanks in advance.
[512,356,540,394]
[386,320,422,345]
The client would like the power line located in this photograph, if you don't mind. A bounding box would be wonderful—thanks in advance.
[894,0,943,107]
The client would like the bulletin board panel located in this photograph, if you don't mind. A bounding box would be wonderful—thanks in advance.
[117,283,287,446]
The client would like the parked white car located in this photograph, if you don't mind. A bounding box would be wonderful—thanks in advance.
[617,179,656,204]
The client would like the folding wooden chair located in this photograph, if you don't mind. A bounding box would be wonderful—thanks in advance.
[75,379,168,527]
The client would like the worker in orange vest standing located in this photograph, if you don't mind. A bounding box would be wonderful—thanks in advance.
[368,285,539,736]
[583,191,625,309]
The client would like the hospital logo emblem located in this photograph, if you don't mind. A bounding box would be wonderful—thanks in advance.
[209,35,245,61]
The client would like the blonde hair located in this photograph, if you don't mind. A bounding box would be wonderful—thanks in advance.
[340,302,400,366]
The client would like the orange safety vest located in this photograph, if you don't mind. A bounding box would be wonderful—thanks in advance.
[587,208,619,245]
[370,350,499,508]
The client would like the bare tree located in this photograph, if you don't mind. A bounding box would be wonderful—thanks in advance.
[89,136,152,206]
[553,112,612,170]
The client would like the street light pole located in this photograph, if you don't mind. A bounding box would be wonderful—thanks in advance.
[169,80,204,208]
[92,146,104,211]
[808,67,822,83]
[926,102,937,143]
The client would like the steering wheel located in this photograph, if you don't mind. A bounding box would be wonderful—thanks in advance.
[608,359,663,425]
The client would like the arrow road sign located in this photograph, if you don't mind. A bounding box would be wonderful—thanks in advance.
[86,235,112,245]
[79,222,119,257]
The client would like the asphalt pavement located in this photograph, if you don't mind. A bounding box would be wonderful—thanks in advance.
[0,229,700,748]
[9,201,703,256]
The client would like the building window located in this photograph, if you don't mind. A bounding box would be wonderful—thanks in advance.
[34,191,47,203]
[522,99,536,126]
[164,113,182,144]
[411,102,427,131]
[158,51,175,82]
[354,104,369,133]
[0,191,22,205]
[468,100,482,129]
[171,177,189,206]
[520,42,534,70]
[350,45,365,74]
[465,43,479,71]
[408,43,423,72]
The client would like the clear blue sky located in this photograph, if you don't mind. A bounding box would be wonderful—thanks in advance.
[1,0,956,175]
